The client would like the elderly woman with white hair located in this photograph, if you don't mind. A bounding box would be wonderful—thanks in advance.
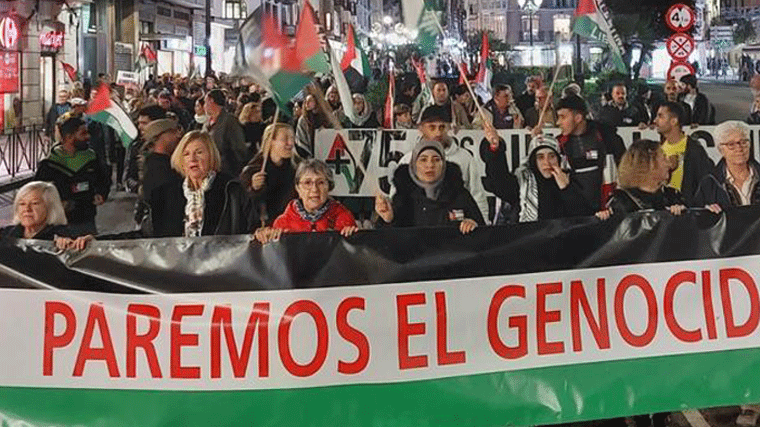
[2,181,69,239]
[694,120,760,212]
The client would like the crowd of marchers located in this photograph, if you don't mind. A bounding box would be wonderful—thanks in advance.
[3,71,758,256]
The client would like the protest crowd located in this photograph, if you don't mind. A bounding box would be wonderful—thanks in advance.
[6,52,760,427]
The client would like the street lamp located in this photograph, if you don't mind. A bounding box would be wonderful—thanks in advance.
[517,0,540,47]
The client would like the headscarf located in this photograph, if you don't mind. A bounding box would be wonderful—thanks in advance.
[409,139,446,200]
[352,94,373,126]
[515,135,562,222]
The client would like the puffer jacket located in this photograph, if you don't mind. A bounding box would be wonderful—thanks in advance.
[272,199,356,232]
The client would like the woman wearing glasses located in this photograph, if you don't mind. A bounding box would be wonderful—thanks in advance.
[253,159,358,243]
[694,120,760,212]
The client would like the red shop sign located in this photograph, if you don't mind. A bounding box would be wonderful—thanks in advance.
[40,31,64,51]
[0,52,19,93]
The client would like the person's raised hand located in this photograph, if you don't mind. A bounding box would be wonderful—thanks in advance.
[251,171,267,191]
[550,164,570,190]
[375,192,394,223]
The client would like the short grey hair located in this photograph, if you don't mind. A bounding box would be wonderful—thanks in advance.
[714,120,750,145]
[13,181,67,226]
[295,159,335,191]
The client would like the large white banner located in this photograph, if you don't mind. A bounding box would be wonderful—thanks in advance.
[4,255,760,390]
[315,126,760,197]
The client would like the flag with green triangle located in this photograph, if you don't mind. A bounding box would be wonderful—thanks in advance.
[232,7,313,117]
[402,0,442,56]
[340,24,370,78]
[296,0,330,74]
[573,0,627,73]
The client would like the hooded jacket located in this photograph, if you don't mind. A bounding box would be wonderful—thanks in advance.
[385,162,485,227]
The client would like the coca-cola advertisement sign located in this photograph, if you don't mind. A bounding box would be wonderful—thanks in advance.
[40,31,64,52]
[0,52,19,93]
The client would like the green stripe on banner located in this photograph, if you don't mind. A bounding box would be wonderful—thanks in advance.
[3,349,760,427]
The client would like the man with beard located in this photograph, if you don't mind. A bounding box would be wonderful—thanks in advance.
[654,101,713,205]
[35,113,111,234]
[651,79,692,125]
[598,83,647,128]
[515,75,541,117]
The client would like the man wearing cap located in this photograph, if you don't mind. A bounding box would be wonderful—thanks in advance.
[35,113,111,235]
[141,118,182,203]
[45,89,71,141]
[397,104,489,220]
[204,89,247,177]
[555,95,626,211]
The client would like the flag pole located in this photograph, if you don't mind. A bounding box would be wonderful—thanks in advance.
[534,62,564,133]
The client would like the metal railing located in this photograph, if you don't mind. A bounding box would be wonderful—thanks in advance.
[0,125,50,190]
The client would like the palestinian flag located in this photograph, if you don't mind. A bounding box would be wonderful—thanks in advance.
[573,0,627,73]
[402,0,442,56]
[86,83,138,148]
[60,61,77,82]
[295,0,330,74]
[412,57,432,108]
[340,24,370,78]
[474,32,492,103]
[232,7,312,117]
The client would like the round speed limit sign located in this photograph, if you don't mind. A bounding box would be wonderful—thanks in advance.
[666,4,695,32]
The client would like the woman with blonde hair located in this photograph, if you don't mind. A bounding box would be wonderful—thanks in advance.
[597,139,686,220]
[150,130,250,236]
[238,101,266,155]
[240,122,301,225]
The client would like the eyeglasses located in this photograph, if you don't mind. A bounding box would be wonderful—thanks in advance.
[299,179,328,189]
[720,139,750,150]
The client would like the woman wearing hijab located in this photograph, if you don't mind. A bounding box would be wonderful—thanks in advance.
[494,135,592,224]
[596,139,687,220]
[343,94,380,128]
[375,139,484,234]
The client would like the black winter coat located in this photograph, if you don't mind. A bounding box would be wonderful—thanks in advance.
[676,135,715,206]
[606,186,685,218]
[693,159,760,208]
[149,173,255,237]
[1,224,72,240]
[384,162,485,227]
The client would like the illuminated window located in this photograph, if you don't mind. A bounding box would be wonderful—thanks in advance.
[225,0,248,19]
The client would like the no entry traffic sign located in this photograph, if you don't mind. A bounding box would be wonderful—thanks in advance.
[666,4,695,32]
[667,61,695,82]
[666,33,695,61]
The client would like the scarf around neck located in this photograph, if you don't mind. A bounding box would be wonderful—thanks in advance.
[295,198,332,223]
[182,172,216,237]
